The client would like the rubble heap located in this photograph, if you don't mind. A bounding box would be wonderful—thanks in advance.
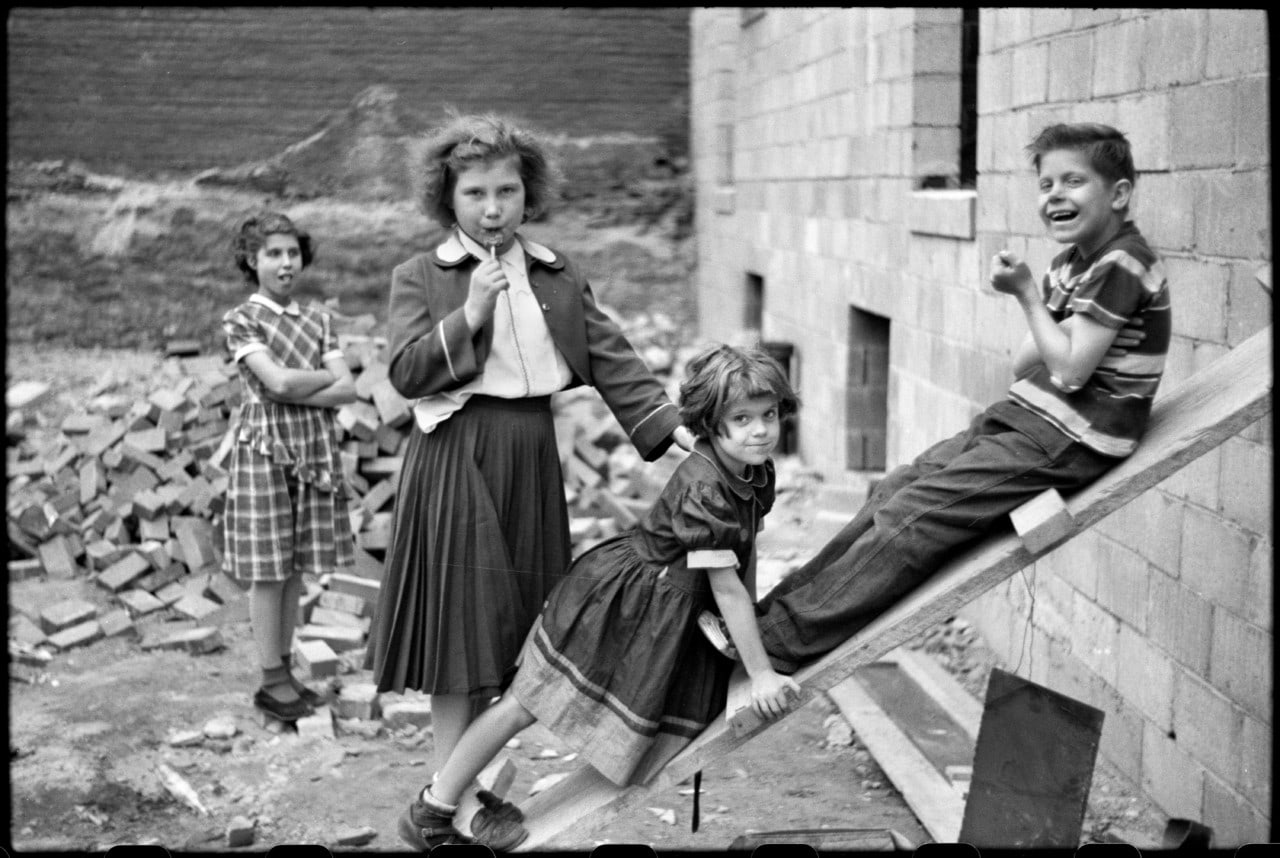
[7,306,692,701]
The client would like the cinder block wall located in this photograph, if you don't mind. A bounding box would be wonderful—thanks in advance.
[691,7,1271,842]
[7,7,690,175]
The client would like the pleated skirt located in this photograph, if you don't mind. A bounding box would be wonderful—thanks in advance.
[365,395,570,698]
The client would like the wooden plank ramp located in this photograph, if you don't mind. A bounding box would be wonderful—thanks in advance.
[517,325,1272,850]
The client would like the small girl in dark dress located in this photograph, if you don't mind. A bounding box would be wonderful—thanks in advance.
[397,344,803,851]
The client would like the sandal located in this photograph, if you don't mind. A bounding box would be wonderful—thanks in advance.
[253,686,313,721]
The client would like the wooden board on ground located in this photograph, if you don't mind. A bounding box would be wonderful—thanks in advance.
[513,326,1271,851]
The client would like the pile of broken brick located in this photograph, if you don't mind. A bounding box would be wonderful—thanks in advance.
[7,310,692,713]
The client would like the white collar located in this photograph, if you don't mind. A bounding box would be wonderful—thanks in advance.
[250,292,302,316]
[437,229,557,266]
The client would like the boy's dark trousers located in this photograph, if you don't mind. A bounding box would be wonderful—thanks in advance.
[756,400,1116,663]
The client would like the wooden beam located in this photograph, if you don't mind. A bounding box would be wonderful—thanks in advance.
[827,673,965,842]
[514,325,1272,851]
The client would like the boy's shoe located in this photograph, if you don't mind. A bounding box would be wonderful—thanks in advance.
[398,796,472,851]
[253,686,313,721]
[470,804,529,851]
[698,611,740,660]
[477,788,524,823]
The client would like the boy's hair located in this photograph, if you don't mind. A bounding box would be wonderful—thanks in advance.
[1026,123,1136,186]
[679,344,800,439]
[232,212,314,285]
[419,112,564,228]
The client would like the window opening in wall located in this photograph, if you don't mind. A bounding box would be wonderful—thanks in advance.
[917,8,979,190]
[846,307,890,471]
[958,7,979,189]
[744,272,764,331]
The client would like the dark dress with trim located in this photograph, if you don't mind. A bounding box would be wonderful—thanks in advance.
[509,440,775,786]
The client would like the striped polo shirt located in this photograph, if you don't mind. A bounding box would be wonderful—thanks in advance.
[1008,222,1171,458]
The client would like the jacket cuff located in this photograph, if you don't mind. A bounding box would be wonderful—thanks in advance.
[629,403,682,461]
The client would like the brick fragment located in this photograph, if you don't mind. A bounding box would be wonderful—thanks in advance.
[140,626,224,654]
[334,683,382,720]
[97,552,151,592]
[40,598,98,634]
[48,619,104,651]
[382,700,433,731]
[226,816,256,848]
[296,624,365,653]
[99,608,134,637]
[117,588,166,617]
[292,639,340,678]
[296,706,336,742]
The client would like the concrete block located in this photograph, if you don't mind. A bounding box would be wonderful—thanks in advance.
[334,682,382,721]
[226,816,256,848]
[40,598,98,635]
[8,558,45,582]
[1146,573,1212,676]
[329,572,381,604]
[309,606,370,633]
[97,552,152,592]
[172,593,222,622]
[9,613,48,646]
[47,619,104,651]
[293,639,340,679]
[349,547,385,583]
[1209,611,1270,722]
[1140,723,1204,821]
[140,625,224,655]
[117,587,167,617]
[99,608,134,638]
[37,535,79,579]
[318,589,368,618]
[1173,669,1243,782]
[382,700,433,731]
[1116,624,1174,729]
[296,706,336,742]
[296,624,365,653]
[155,582,187,606]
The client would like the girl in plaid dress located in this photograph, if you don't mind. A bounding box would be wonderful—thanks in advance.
[221,213,357,721]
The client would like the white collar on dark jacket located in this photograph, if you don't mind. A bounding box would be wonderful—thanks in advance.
[434,230,559,267]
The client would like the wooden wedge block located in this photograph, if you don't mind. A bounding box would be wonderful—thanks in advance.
[1009,489,1074,555]
[457,756,520,835]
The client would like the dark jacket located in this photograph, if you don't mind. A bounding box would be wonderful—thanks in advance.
[386,228,681,460]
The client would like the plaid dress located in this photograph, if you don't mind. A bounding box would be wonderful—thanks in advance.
[221,296,354,582]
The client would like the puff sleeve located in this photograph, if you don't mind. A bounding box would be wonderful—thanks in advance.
[669,482,746,570]
[222,305,269,364]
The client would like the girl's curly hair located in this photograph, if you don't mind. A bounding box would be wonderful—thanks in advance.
[231,212,314,285]
[418,111,564,228]
[678,343,800,439]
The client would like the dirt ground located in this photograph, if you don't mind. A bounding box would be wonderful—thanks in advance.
[6,159,1170,854]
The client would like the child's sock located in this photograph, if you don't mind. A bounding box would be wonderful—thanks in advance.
[261,664,301,703]
[418,785,458,814]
